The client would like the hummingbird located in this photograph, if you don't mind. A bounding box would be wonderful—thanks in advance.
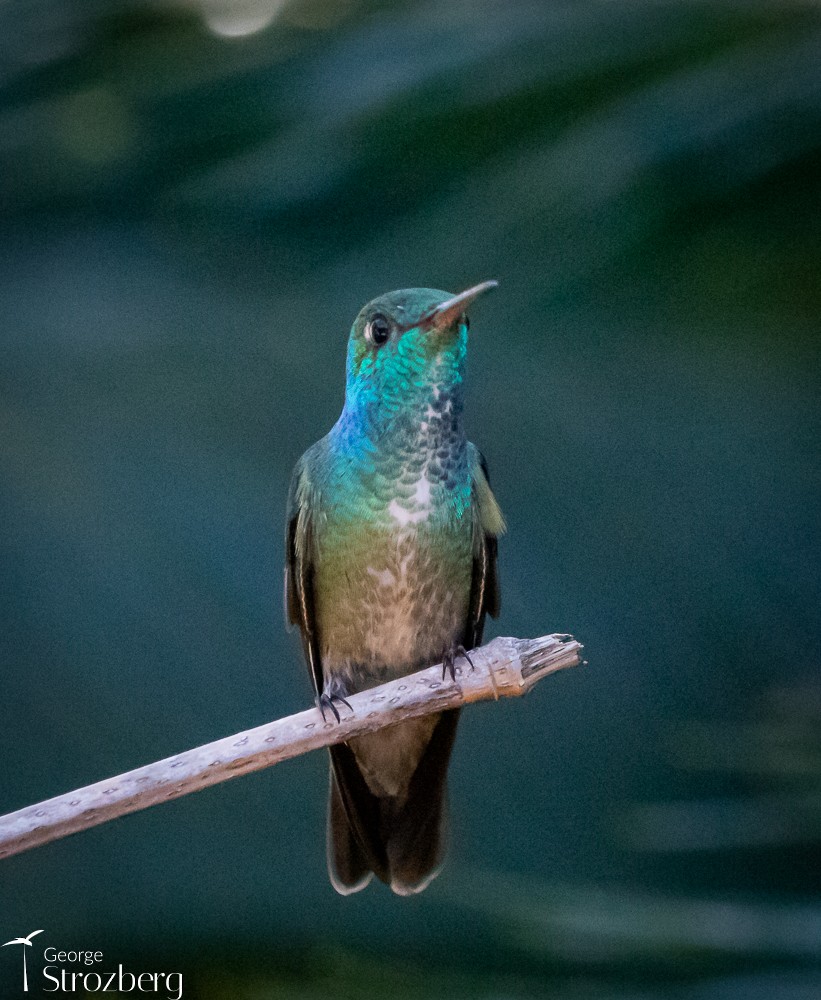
[285,281,504,895]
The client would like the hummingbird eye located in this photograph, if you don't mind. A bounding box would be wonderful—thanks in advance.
[365,313,391,347]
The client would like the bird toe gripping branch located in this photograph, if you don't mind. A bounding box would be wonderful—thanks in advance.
[0,633,582,862]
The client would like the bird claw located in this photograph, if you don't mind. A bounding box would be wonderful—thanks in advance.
[441,644,475,681]
[317,692,353,723]
[457,645,475,672]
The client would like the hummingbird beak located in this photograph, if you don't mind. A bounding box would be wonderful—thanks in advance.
[421,280,498,332]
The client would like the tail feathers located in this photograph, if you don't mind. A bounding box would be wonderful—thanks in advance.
[385,795,448,896]
[326,710,460,896]
[326,774,374,895]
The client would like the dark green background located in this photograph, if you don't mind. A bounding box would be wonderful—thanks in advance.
[2,1,819,996]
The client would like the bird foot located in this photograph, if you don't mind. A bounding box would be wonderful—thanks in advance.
[441,644,475,681]
[317,691,353,723]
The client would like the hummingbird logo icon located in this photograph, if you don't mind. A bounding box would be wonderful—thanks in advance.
[2,929,44,992]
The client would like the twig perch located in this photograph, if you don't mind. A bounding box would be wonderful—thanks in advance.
[0,633,582,861]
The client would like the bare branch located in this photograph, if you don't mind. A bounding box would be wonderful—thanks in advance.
[0,634,582,860]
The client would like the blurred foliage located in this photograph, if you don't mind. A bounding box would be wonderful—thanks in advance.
[1,0,820,997]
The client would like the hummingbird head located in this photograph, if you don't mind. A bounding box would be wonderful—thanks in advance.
[343,281,497,420]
